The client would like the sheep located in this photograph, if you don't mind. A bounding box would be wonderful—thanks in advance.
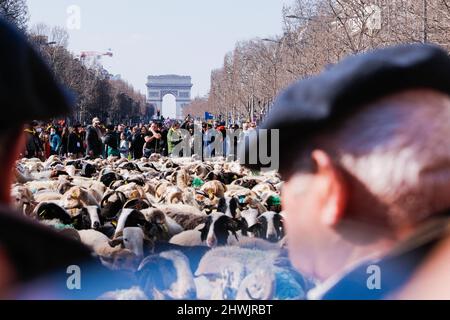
[163,212,207,231]
[33,202,72,225]
[78,229,139,271]
[137,250,196,300]
[57,176,74,194]
[141,208,184,240]
[72,205,102,230]
[109,227,153,259]
[33,190,62,203]
[239,208,260,236]
[15,166,33,183]
[154,180,172,199]
[100,190,127,220]
[88,181,106,203]
[217,196,240,218]
[176,168,189,190]
[61,186,99,211]
[227,235,282,251]
[65,165,77,177]
[97,286,148,300]
[156,203,205,217]
[252,182,276,196]
[191,163,212,179]
[169,212,240,248]
[246,211,285,243]
[113,208,148,238]
[24,180,59,193]
[115,182,147,201]
[159,186,184,204]
[168,230,203,247]
[123,198,152,210]
[231,177,262,189]
[11,185,35,215]
[201,180,226,199]
[195,247,309,300]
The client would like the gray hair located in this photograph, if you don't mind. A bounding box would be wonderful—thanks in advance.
[313,89,450,227]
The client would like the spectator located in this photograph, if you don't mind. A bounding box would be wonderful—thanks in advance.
[103,124,120,157]
[143,122,162,157]
[23,122,42,159]
[49,127,61,155]
[119,132,130,159]
[86,117,103,158]
[67,126,83,158]
[59,126,69,157]
[167,121,182,156]
[131,126,146,159]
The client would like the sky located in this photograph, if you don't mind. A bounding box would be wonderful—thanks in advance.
[27,0,294,100]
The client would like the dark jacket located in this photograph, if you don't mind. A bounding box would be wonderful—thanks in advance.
[60,133,69,156]
[315,213,450,300]
[24,129,42,158]
[86,125,102,157]
[131,133,145,159]
[103,131,120,157]
[67,132,83,155]
[143,130,162,157]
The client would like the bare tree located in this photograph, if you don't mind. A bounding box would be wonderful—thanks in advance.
[0,0,28,30]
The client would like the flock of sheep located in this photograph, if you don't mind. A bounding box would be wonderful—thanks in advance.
[11,154,313,300]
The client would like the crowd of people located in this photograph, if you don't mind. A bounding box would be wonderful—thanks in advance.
[21,116,258,161]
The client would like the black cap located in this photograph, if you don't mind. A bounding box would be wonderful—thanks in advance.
[241,44,450,174]
[0,18,75,132]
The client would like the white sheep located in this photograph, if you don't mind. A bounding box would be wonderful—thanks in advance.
[195,247,308,300]
[78,229,139,271]
[169,230,205,247]
[97,286,148,300]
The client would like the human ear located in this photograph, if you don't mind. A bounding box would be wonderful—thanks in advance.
[311,150,348,227]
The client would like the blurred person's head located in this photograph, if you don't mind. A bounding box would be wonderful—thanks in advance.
[92,117,101,127]
[283,89,450,280]
[0,20,74,296]
[247,44,450,288]
[172,121,180,129]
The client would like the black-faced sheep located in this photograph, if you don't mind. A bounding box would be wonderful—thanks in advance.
[169,212,240,248]
[137,250,196,300]
[247,211,285,243]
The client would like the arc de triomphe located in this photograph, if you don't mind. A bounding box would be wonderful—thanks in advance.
[146,75,193,119]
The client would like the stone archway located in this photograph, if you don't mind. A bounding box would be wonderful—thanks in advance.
[146,75,193,119]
